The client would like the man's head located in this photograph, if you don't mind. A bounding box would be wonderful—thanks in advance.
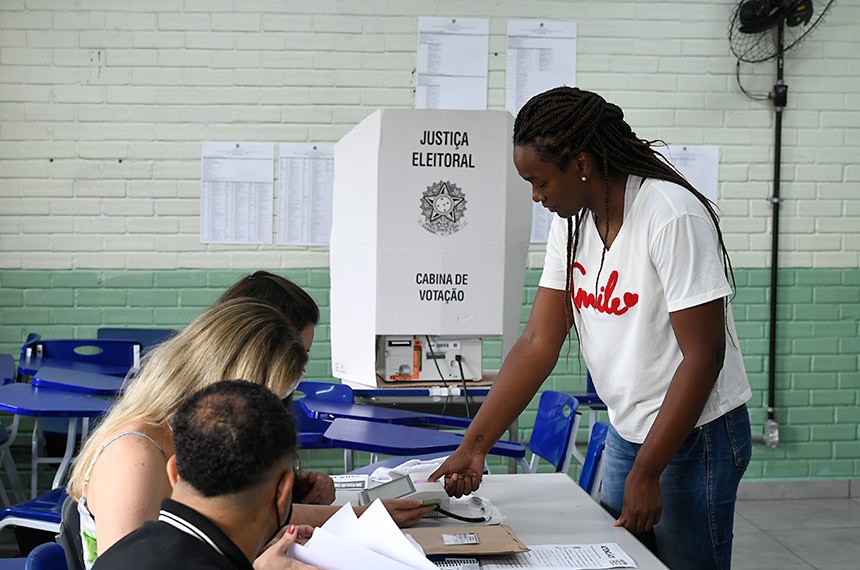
[171,379,297,496]
[168,379,299,558]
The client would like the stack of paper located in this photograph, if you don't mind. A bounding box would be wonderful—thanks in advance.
[290,501,437,570]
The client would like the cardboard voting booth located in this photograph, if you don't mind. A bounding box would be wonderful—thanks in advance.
[330,109,531,388]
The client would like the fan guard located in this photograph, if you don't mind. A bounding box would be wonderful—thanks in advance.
[729,0,834,63]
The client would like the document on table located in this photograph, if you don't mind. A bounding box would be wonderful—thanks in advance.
[662,145,720,204]
[277,143,334,246]
[200,142,274,244]
[416,16,489,110]
[290,501,437,570]
[504,20,577,243]
[480,543,636,569]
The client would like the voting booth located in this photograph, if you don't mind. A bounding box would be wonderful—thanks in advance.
[330,109,531,388]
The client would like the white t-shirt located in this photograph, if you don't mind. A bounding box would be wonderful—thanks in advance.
[539,175,751,443]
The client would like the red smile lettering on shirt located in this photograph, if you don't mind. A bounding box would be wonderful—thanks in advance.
[571,262,639,316]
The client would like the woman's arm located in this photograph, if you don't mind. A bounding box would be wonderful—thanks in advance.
[86,435,173,555]
[429,286,570,496]
[293,471,335,505]
[291,499,437,528]
[615,298,727,533]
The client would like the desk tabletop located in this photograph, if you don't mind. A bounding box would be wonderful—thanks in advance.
[0,383,111,417]
[32,366,125,397]
[298,398,471,429]
[424,473,668,569]
[323,418,524,458]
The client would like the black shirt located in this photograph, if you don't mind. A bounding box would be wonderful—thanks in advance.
[91,498,254,570]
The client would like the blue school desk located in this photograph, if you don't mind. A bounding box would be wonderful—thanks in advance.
[0,384,110,498]
[31,367,125,397]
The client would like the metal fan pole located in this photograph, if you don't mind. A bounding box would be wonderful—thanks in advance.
[764,21,786,448]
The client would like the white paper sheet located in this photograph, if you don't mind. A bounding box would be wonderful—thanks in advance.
[277,143,334,246]
[200,142,274,244]
[661,145,720,204]
[530,205,556,244]
[505,20,577,116]
[481,543,637,569]
[291,527,418,570]
[290,501,437,570]
[504,20,577,244]
[416,17,489,110]
[351,501,438,569]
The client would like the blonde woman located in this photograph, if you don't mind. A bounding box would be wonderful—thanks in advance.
[68,298,435,568]
[67,298,307,568]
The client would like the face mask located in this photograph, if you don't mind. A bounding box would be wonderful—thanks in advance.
[263,472,294,551]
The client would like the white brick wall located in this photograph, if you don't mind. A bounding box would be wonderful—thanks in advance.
[1,0,859,270]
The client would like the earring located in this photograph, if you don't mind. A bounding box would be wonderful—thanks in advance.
[581,176,587,182]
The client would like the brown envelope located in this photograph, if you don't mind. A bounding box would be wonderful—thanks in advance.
[406,524,530,556]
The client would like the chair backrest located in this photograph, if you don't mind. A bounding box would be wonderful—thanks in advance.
[96,328,177,352]
[21,339,142,370]
[295,380,353,403]
[292,381,354,435]
[25,542,68,570]
[0,354,15,385]
[578,421,609,499]
[527,390,580,473]
[56,495,84,570]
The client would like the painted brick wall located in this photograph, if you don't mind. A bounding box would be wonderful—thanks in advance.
[1,0,859,270]
[2,267,858,479]
[1,1,859,480]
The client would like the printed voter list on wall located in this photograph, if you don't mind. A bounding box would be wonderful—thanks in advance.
[200,142,274,244]
[277,144,334,246]
[530,203,556,245]
[416,17,489,110]
[505,20,577,243]
[505,20,577,115]
[663,145,720,203]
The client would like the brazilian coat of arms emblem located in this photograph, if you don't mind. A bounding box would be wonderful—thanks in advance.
[419,181,467,235]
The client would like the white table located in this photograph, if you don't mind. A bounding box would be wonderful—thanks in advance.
[425,472,669,569]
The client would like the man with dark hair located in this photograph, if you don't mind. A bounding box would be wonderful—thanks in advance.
[93,380,319,570]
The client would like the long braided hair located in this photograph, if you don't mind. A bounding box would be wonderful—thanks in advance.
[513,86,735,345]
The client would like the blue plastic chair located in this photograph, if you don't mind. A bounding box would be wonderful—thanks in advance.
[1,354,15,385]
[295,380,353,403]
[291,381,356,469]
[578,421,609,499]
[292,381,355,439]
[25,542,67,570]
[0,354,25,506]
[521,390,581,473]
[96,327,177,353]
[18,339,142,377]
[0,488,65,535]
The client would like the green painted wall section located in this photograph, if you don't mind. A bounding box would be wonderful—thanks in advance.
[1,268,859,481]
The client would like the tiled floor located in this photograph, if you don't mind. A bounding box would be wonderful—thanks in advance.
[733,497,860,570]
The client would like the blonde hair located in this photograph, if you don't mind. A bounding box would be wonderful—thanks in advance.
[68,298,307,498]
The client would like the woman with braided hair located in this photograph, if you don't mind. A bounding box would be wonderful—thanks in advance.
[430,86,751,569]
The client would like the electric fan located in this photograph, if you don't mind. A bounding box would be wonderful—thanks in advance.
[729,0,834,64]
[728,0,835,448]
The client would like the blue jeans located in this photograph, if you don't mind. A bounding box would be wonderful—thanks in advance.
[599,405,751,570]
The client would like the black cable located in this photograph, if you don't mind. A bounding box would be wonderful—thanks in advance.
[433,505,487,523]
[425,335,452,416]
[456,354,471,419]
[735,59,770,101]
